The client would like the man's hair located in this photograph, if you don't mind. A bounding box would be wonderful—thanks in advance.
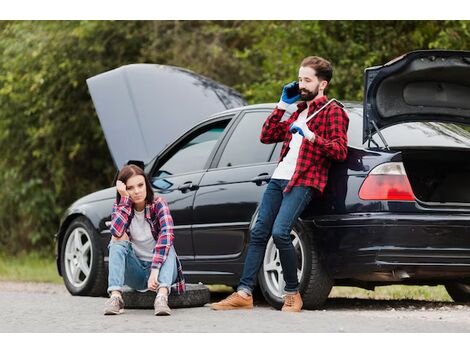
[301,56,333,83]
[116,164,154,205]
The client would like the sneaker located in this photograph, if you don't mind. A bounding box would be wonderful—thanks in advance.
[154,295,171,316]
[211,292,253,311]
[281,292,303,312]
[104,295,124,315]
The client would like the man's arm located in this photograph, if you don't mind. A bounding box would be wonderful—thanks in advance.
[314,105,349,161]
[260,107,294,144]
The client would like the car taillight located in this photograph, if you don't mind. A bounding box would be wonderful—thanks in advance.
[359,162,415,201]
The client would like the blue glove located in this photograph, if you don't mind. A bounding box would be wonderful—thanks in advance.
[289,120,315,141]
[280,81,300,105]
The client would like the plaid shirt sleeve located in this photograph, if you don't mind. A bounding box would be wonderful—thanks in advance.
[151,197,175,270]
[110,196,132,238]
[313,104,349,162]
[260,108,296,144]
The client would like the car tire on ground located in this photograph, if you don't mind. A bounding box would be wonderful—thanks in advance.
[60,216,108,297]
[445,280,470,303]
[122,283,210,308]
[258,221,333,310]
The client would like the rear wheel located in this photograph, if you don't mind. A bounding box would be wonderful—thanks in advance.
[60,216,107,296]
[258,222,333,309]
[445,280,470,302]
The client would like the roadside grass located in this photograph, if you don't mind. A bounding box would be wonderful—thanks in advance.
[0,253,453,302]
[0,252,62,284]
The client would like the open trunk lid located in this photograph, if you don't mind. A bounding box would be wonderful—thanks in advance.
[87,64,246,169]
[363,50,470,143]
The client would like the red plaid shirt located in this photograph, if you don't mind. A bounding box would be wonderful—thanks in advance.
[110,195,186,294]
[261,95,349,193]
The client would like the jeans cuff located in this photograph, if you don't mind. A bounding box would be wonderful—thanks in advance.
[237,286,253,296]
[107,286,123,295]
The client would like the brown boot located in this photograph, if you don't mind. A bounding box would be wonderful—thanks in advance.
[281,292,303,312]
[211,292,254,310]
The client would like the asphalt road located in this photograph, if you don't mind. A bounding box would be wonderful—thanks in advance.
[1,281,470,333]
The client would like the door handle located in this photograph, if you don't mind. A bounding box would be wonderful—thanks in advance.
[177,181,199,193]
[250,173,271,186]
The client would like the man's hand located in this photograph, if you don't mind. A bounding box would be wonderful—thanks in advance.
[116,180,130,198]
[289,120,315,142]
[280,81,300,105]
[148,269,160,291]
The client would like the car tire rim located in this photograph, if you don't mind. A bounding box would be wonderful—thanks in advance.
[262,229,305,299]
[64,226,93,289]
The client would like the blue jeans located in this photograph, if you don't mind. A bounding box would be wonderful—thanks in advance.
[238,179,313,295]
[107,240,178,295]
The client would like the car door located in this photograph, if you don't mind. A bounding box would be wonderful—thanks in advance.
[148,117,232,259]
[192,109,279,262]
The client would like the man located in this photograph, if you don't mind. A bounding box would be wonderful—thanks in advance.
[211,56,349,312]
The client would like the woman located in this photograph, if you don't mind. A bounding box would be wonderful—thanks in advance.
[104,164,185,316]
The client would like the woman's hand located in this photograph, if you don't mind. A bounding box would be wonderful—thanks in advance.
[116,180,130,198]
[148,269,160,291]
[111,233,130,242]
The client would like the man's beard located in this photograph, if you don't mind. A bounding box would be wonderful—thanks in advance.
[299,88,318,101]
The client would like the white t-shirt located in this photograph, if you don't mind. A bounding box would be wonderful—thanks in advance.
[128,209,156,262]
[271,108,309,180]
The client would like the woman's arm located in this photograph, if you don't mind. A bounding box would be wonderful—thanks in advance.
[110,181,132,239]
[110,196,133,238]
[151,196,175,270]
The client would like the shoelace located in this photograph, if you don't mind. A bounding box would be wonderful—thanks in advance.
[284,295,295,307]
[222,293,239,303]
[156,295,168,304]
[109,296,122,306]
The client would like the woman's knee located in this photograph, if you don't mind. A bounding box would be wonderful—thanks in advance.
[108,238,130,253]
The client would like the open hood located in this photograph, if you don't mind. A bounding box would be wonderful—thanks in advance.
[87,64,246,169]
[363,50,470,143]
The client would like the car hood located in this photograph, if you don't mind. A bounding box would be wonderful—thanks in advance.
[363,50,470,143]
[87,64,246,169]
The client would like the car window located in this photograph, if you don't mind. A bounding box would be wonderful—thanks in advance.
[346,107,363,147]
[153,120,230,177]
[217,111,275,168]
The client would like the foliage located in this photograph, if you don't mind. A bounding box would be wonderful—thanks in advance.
[1,20,469,253]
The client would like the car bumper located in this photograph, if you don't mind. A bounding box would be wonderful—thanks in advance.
[312,212,470,281]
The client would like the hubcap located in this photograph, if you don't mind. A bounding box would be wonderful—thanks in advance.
[64,227,93,289]
[262,230,305,299]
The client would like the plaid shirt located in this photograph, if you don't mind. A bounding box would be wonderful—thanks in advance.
[110,195,186,295]
[261,95,349,193]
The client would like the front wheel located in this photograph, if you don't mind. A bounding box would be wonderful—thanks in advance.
[60,216,107,296]
[258,222,333,309]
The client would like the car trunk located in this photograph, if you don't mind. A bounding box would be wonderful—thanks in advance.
[401,148,470,205]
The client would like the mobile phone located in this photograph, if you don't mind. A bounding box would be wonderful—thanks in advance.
[285,82,299,99]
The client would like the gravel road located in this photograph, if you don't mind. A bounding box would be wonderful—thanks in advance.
[1,281,470,333]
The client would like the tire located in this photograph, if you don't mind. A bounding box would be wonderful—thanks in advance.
[445,280,470,303]
[60,216,107,297]
[258,222,333,310]
[122,284,210,309]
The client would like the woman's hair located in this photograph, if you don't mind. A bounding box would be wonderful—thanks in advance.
[116,164,154,205]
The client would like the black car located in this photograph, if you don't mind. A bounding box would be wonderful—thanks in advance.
[56,50,470,309]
